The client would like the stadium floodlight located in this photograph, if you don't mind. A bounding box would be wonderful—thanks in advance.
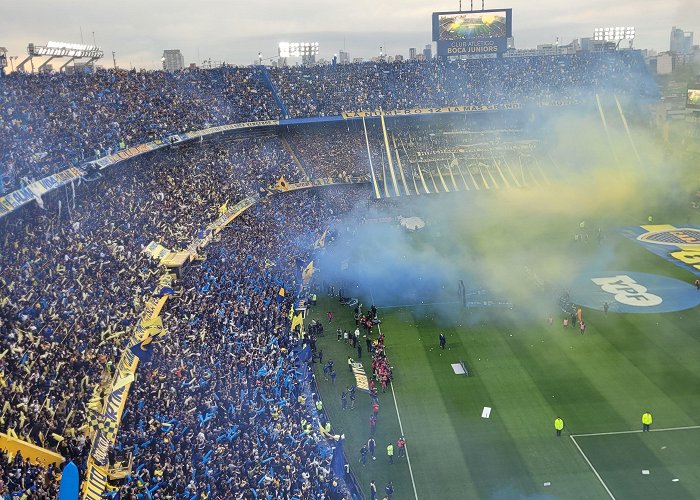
[16,40,104,73]
[30,41,103,58]
[278,42,319,58]
[593,26,635,42]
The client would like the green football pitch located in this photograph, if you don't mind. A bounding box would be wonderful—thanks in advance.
[310,208,700,499]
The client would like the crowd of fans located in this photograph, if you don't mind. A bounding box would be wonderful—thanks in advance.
[269,52,657,118]
[285,123,385,180]
[1,51,657,195]
[0,68,279,192]
[0,126,368,497]
[112,188,366,498]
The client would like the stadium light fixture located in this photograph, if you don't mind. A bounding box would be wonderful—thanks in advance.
[278,42,319,58]
[30,41,103,58]
[593,26,635,42]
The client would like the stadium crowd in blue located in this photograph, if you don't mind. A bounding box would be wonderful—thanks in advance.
[113,190,365,499]
[0,51,657,194]
[0,50,658,498]
[269,52,657,117]
[0,132,366,497]
[0,68,279,192]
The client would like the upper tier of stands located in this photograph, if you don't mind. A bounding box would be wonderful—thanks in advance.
[1,51,657,194]
[268,52,657,117]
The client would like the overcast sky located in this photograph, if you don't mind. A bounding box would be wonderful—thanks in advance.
[2,0,697,69]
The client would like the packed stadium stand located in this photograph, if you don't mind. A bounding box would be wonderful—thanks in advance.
[268,52,657,117]
[0,51,658,498]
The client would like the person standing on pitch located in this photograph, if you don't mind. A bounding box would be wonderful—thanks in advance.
[368,437,376,460]
[385,481,394,499]
[439,333,446,349]
[370,480,377,500]
[387,442,394,464]
[397,436,406,457]
[642,411,653,432]
[554,417,564,437]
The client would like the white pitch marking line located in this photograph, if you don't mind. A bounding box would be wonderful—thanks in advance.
[570,435,616,500]
[571,425,700,438]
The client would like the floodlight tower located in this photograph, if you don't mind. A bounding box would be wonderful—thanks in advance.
[278,42,319,65]
[593,26,636,49]
[16,41,104,72]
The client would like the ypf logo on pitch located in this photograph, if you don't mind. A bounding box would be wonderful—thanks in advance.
[591,275,662,306]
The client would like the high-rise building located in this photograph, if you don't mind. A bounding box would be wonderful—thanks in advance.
[0,47,7,77]
[670,27,693,55]
[423,44,432,60]
[409,47,417,60]
[338,50,350,64]
[162,49,184,72]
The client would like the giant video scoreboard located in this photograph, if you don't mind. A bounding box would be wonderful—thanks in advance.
[432,8,512,57]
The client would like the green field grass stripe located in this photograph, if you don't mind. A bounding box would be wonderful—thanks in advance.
[570,435,617,500]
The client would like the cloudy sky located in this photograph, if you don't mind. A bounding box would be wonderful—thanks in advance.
[2,0,697,69]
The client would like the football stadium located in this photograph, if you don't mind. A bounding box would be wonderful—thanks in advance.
[1,3,700,500]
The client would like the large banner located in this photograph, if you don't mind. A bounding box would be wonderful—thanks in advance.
[342,103,520,118]
[185,196,259,257]
[341,99,582,119]
[622,224,700,276]
[0,187,35,217]
[0,167,84,217]
[178,120,279,141]
[267,176,370,193]
[94,141,164,169]
[92,121,279,169]
[143,241,172,260]
[27,167,83,196]
[83,273,174,499]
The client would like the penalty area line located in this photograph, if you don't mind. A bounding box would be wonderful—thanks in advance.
[569,435,616,500]
[571,424,700,438]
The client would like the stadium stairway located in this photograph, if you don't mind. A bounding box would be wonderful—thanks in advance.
[256,66,290,119]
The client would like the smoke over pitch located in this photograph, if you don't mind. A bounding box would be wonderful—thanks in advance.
[317,105,688,324]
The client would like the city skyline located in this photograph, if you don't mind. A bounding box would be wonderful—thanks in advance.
[1,0,697,69]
